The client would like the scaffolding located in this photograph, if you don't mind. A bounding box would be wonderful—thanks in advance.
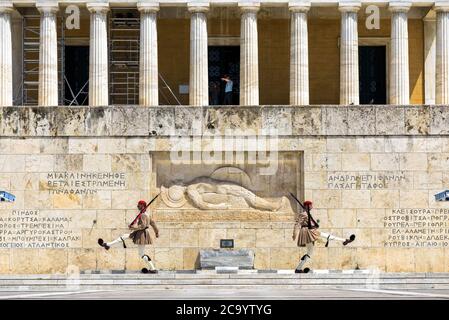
[21,14,65,106]
[109,8,181,105]
[108,9,139,105]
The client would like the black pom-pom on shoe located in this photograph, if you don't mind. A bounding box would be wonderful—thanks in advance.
[141,268,149,274]
[303,268,310,273]
[343,234,356,246]
[97,238,110,250]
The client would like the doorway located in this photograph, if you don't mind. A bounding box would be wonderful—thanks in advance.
[358,46,387,104]
[64,46,89,105]
[208,46,240,105]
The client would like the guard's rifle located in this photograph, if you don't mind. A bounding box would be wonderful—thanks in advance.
[128,193,160,228]
[289,192,319,229]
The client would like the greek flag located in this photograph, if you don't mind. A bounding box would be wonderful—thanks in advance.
[434,190,449,202]
[0,191,15,202]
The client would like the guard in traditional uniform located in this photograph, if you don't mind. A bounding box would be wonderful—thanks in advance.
[292,200,355,273]
[98,200,159,273]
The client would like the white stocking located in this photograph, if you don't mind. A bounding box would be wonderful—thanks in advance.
[138,245,156,271]
[320,232,346,243]
[106,233,130,247]
[296,242,314,270]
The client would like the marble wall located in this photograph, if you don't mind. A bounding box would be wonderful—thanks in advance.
[0,105,448,273]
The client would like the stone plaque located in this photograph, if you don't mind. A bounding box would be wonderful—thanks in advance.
[199,249,255,269]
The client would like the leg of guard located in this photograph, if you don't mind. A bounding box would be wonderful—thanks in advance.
[139,245,156,271]
[295,243,314,271]
[320,232,346,243]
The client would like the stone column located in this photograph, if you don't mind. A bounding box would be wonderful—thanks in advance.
[87,2,109,106]
[389,2,411,105]
[424,13,436,105]
[0,2,13,106]
[435,3,449,104]
[137,2,159,106]
[37,2,59,106]
[188,3,209,106]
[239,2,260,106]
[289,2,310,105]
[339,2,361,105]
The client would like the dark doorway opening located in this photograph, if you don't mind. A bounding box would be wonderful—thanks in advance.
[64,46,89,105]
[358,46,387,104]
[208,46,240,105]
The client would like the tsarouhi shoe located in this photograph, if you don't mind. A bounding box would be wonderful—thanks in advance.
[97,238,110,250]
[141,268,158,274]
[343,234,356,246]
[295,269,309,273]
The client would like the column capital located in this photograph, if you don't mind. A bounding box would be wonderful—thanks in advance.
[137,2,159,13]
[338,1,361,13]
[187,2,209,13]
[238,2,260,13]
[388,2,412,13]
[434,2,449,12]
[86,2,109,14]
[288,2,310,13]
[36,2,59,14]
[0,1,13,13]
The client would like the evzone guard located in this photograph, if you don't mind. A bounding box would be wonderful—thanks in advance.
[290,193,356,273]
[98,194,160,273]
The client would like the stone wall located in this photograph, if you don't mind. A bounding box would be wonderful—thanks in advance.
[0,105,449,273]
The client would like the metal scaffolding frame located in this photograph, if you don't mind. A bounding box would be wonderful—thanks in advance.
[21,14,65,106]
[109,8,140,105]
[108,8,181,105]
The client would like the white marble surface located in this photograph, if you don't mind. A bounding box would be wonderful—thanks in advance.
[239,3,259,106]
[389,2,411,105]
[188,3,209,106]
[424,13,436,105]
[339,3,360,105]
[289,3,310,105]
[435,4,449,104]
[138,2,159,106]
[37,3,59,106]
[0,3,13,106]
[87,2,109,106]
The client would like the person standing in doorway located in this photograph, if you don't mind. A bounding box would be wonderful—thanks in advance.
[221,74,233,105]
[210,81,220,105]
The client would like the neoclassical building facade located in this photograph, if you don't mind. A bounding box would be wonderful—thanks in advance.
[0,0,448,107]
[1,0,449,274]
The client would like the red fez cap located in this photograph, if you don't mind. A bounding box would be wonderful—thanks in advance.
[138,200,147,207]
[304,200,313,206]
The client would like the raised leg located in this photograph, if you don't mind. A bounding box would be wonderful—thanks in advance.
[320,232,356,246]
[105,233,130,247]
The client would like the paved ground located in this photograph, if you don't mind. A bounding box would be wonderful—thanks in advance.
[2,271,448,300]
[1,288,449,300]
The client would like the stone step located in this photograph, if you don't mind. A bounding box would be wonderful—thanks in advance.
[0,284,448,292]
[1,271,449,280]
[1,274,449,281]
[1,277,449,284]
[1,272,449,291]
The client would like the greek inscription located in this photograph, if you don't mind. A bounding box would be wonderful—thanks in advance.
[384,208,449,248]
